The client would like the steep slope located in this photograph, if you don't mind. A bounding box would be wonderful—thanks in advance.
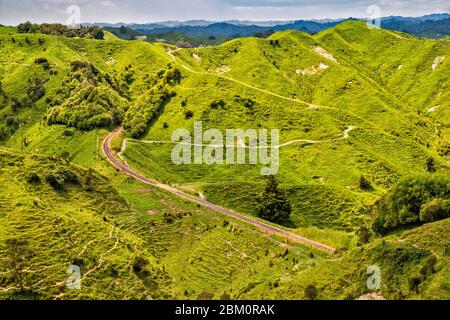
[0,149,171,299]
[0,31,171,140]
[0,22,449,300]
[119,22,448,232]
[267,218,450,300]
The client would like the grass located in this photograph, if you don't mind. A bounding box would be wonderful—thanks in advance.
[0,20,449,300]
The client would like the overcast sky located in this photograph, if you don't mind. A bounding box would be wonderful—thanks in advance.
[0,0,449,25]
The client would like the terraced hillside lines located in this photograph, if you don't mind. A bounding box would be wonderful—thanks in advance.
[0,150,171,299]
[167,47,332,110]
[103,128,336,253]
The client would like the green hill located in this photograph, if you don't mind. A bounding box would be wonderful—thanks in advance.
[120,21,448,232]
[0,21,449,300]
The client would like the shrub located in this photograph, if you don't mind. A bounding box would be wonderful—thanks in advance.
[257,176,292,224]
[34,58,50,70]
[359,175,373,190]
[132,257,150,279]
[426,157,437,173]
[26,172,41,184]
[210,99,226,109]
[184,110,194,119]
[408,276,422,294]
[26,77,46,102]
[45,173,64,191]
[419,199,450,223]
[304,284,318,300]
[372,174,450,235]
[56,168,80,184]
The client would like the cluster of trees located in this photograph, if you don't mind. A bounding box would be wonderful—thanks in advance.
[47,61,128,131]
[372,174,450,235]
[123,66,181,138]
[17,22,104,39]
[257,176,292,224]
[123,86,175,138]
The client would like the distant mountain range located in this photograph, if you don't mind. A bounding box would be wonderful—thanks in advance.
[93,13,450,42]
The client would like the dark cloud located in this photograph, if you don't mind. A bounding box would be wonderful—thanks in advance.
[0,0,448,25]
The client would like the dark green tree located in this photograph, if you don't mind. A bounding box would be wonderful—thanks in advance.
[304,284,318,300]
[359,175,373,190]
[426,157,437,173]
[257,176,292,224]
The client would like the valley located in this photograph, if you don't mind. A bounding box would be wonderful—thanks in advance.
[0,19,449,300]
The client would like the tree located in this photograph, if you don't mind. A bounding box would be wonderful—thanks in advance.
[419,198,450,223]
[17,21,35,33]
[356,226,371,245]
[304,284,318,300]
[426,157,436,173]
[257,176,292,224]
[184,110,194,119]
[371,174,450,235]
[359,175,373,190]
[5,239,29,292]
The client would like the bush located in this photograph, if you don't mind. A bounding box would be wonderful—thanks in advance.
[34,58,50,70]
[304,284,318,300]
[26,78,46,102]
[372,174,450,235]
[56,168,80,184]
[132,257,150,279]
[359,175,373,190]
[257,176,292,224]
[426,157,437,173]
[210,99,226,109]
[26,172,41,184]
[419,199,450,223]
[184,110,194,119]
[408,276,422,294]
[45,173,65,191]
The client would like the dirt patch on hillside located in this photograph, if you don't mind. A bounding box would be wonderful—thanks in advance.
[356,292,386,300]
[432,56,445,70]
[106,57,115,66]
[215,65,231,74]
[296,63,329,75]
[192,53,201,62]
[428,105,440,113]
[313,46,338,63]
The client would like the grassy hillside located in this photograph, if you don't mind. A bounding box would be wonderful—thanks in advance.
[0,21,449,300]
[119,21,448,233]
[0,149,171,299]
[268,218,450,300]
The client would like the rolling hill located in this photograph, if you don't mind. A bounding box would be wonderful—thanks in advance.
[0,20,449,300]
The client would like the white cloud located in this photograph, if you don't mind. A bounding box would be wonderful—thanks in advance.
[0,0,448,25]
